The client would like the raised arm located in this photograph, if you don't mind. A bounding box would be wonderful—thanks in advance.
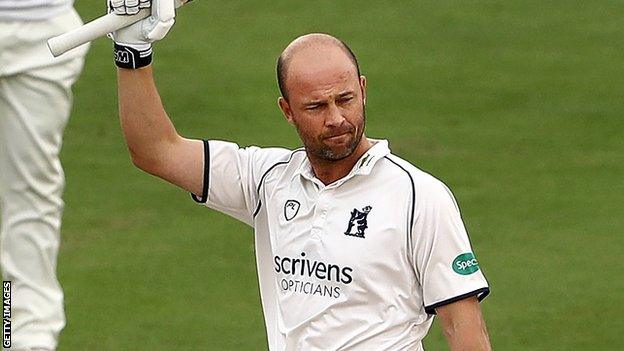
[111,0,204,196]
[436,296,492,351]
[117,67,204,196]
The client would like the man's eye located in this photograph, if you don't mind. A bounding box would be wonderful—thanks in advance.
[339,97,353,103]
[306,105,321,110]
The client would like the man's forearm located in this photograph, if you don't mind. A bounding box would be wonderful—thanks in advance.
[117,66,180,173]
[442,317,491,351]
[437,297,492,351]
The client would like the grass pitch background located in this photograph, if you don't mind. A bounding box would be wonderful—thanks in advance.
[56,1,623,349]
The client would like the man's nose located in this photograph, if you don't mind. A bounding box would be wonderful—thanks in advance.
[325,102,344,127]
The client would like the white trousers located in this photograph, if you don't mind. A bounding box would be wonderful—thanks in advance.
[0,9,88,350]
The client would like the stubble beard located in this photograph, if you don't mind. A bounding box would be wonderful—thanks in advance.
[302,108,366,162]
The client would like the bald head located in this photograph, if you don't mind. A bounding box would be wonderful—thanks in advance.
[277,33,361,100]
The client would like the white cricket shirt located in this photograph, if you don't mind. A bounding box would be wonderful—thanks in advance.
[192,139,489,350]
[0,0,73,21]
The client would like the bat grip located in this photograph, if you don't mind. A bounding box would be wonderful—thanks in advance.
[47,9,151,57]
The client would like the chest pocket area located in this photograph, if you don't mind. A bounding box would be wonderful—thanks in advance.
[266,185,317,245]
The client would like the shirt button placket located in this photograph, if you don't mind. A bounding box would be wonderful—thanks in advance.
[311,190,329,240]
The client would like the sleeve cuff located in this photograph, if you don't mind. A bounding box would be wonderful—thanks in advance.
[191,140,210,204]
[424,287,490,315]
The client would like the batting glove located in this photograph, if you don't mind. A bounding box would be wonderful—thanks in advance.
[109,0,177,69]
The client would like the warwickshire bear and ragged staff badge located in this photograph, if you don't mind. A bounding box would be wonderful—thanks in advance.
[344,206,372,238]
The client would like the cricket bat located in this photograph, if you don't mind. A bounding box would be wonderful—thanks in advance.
[47,0,191,57]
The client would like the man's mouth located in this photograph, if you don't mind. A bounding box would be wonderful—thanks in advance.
[323,130,352,141]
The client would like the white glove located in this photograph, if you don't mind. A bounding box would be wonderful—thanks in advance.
[109,0,179,68]
[109,0,150,15]
[109,0,176,48]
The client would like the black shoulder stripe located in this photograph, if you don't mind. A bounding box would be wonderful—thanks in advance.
[424,287,490,315]
[383,156,416,251]
[253,200,263,217]
[191,140,210,204]
[252,149,304,217]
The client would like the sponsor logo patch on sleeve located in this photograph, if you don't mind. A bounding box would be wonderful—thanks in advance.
[452,253,480,275]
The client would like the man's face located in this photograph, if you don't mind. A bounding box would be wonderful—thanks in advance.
[278,48,367,161]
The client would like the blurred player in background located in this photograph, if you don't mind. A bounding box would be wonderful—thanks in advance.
[109,0,491,349]
[0,1,88,350]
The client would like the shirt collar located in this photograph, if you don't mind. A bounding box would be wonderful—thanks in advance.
[293,139,391,184]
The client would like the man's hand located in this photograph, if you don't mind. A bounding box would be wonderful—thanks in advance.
[436,296,492,351]
[108,0,176,68]
[109,0,151,15]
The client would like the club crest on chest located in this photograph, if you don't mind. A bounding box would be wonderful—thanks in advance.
[344,206,372,238]
[284,200,300,221]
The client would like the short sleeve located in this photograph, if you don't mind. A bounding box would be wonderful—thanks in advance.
[411,179,490,314]
[190,140,292,226]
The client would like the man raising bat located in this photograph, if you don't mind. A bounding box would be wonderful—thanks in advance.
[112,0,492,349]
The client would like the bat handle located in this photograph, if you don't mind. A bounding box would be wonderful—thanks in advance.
[47,9,151,57]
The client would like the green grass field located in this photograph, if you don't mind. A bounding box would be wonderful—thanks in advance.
[55,1,624,349]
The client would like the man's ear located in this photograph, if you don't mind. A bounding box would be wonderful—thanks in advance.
[359,75,367,106]
[278,97,295,125]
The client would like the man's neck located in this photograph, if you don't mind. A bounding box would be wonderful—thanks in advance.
[308,137,374,185]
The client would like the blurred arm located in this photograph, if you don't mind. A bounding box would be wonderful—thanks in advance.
[117,66,204,195]
[436,296,492,351]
